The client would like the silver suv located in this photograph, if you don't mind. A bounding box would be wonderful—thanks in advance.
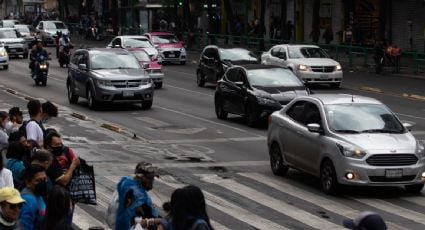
[67,48,154,110]
[268,94,425,194]
[0,28,28,58]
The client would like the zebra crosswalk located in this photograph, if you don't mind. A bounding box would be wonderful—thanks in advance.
[74,172,425,230]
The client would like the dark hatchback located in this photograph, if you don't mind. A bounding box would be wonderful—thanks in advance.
[196,45,259,87]
[214,64,309,126]
[67,48,154,110]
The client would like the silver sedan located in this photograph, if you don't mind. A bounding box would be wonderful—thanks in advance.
[267,94,425,194]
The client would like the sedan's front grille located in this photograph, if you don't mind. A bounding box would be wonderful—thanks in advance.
[369,175,416,182]
[150,69,162,74]
[310,66,335,73]
[163,51,180,57]
[366,154,418,166]
[111,80,141,88]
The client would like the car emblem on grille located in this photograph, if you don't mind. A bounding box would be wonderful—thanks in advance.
[390,149,397,153]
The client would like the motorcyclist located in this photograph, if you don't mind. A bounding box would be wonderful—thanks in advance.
[55,31,62,59]
[58,33,73,67]
[29,40,49,78]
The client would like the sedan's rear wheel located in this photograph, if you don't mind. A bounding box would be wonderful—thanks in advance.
[215,97,228,120]
[270,143,288,176]
[197,71,205,87]
[320,160,340,195]
[405,183,424,193]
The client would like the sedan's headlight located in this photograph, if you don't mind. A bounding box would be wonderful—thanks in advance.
[97,80,113,87]
[180,47,186,54]
[336,64,342,71]
[416,141,425,159]
[256,96,279,105]
[298,64,309,71]
[336,143,366,159]
[0,51,7,57]
[140,78,152,85]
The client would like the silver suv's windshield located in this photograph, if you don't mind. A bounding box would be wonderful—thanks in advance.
[90,53,140,69]
[123,38,153,48]
[288,47,329,59]
[0,30,18,38]
[247,68,303,87]
[325,104,404,133]
[219,49,258,62]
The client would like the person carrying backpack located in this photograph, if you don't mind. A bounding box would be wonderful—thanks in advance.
[113,162,159,230]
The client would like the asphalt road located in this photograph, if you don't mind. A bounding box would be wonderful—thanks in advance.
[0,41,424,230]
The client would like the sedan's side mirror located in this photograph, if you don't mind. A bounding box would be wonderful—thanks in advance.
[234,81,245,88]
[113,44,121,48]
[307,123,323,133]
[403,122,413,131]
[78,64,87,70]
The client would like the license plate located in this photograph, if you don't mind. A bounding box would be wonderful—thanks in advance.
[320,74,329,79]
[168,54,175,58]
[123,91,134,97]
[385,169,403,178]
[10,49,16,52]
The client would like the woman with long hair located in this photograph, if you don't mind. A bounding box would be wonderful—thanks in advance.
[158,185,213,230]
[40,185,73,230]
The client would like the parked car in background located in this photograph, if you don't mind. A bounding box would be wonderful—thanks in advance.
[128,48,164,89]
[107,35,160,61]
[0,45,8,69]
[267,94,425,194]
[36,20,69,46]
[67,48,154,110]
[14,24,36,47]
[262,44,343,88]
[0,28,28,58]
[197,46,259,87]
[144,32,186,65]
[215,64,309,126]
[0,20,19,28]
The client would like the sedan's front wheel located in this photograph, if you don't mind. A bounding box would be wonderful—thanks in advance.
[215,97,228,120]
[197,71,205,87]
[245,104,260,127]
[269,143,288,176]
[67,83,79,104]
[320,160,340,195]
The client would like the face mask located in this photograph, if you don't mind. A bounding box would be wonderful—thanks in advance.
[4,121,13,132]
[51,145,64,156]
[34,180,48,197]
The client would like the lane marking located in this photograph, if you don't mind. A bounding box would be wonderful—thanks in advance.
[401,196,425,208]
[91,160,269,169]
[163,84,213,97]
[74,205,106,229]
[148,136,266,144]
[198,174,342,229]
[396,113,425,121]
[240,173,408,230]
[163,69,196,78]
[136,117,171,126]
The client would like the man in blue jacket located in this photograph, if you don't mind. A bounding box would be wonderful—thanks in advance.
[115,162,159,230]
[19,164,47,230]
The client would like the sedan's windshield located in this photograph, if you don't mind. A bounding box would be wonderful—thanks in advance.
[247,68,303,87]
[131,51,151,62]
[0,30,18,38]
[90,53,140,69]
[46,22,66,29]
[123,38,153,48]
[288,47,329,59]
[152,35,179,44]
[219,49,258,62]
[325,104,404,133]
[15,26,30,33]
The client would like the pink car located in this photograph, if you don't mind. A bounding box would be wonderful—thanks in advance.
[129,48,164,89]
[144,32,187,65]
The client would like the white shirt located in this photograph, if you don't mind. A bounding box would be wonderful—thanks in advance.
[26,120,43,145]
[0,168,14,188]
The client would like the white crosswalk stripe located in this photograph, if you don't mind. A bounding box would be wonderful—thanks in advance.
[73,172,425,230]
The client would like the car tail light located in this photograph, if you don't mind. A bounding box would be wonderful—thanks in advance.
[268,115,273,125]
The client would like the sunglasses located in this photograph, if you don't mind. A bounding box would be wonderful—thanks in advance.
[7,203,23,210]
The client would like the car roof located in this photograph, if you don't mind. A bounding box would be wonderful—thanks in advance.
[117,35,148,39]
[275,44,320,48]
[0,28,15,31]
[147,32,174,36]
[40,20,64,23]
[86,48,130,55]
[299,94,382,105]
[234,64,285,70]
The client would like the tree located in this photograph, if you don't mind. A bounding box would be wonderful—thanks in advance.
[258,0,266,50]
[310,0,321,43]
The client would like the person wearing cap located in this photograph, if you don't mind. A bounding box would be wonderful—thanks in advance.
[115,162,159,230]
[0,187,25,229]
[343,211,387,230]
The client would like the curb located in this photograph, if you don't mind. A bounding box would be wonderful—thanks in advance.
[5,88,17,95]
[24,95,37,101]
[402,93,425,102]
[359,86,383,93]
[71,112,88,121]
[101,123,123,133]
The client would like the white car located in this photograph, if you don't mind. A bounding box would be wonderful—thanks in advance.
[0,46,8,70]
[261,44,343,88]
[107,35,160,62]
[36,20,70,46]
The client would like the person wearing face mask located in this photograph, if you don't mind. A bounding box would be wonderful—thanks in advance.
[0,111,10,164]
[5,107,23,135]
[40,101,58,125]
[0,187,26,229]
[19,164,47,230]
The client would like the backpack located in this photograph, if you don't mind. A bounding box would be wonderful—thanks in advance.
[18,119,45,138]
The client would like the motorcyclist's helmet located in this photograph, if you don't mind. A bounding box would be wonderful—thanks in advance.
[57,31,62,37]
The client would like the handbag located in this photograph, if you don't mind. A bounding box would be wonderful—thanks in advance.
[68,158,97,205]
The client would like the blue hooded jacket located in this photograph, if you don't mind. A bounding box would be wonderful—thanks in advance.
[115,176,157,230]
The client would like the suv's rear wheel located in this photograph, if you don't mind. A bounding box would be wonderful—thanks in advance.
[87,87,98,110]
[320,160,340,195]
[67,83,79,104]
[197,71,205,87]
[270,143,288,176]
[405,183,424,193]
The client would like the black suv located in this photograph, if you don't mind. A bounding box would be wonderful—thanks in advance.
[214,64,309,126]
[196,45,259,87]
[67,48,154,110]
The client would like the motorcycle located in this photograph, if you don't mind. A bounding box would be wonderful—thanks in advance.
[59,45,72,68]
[32,55,49,86]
